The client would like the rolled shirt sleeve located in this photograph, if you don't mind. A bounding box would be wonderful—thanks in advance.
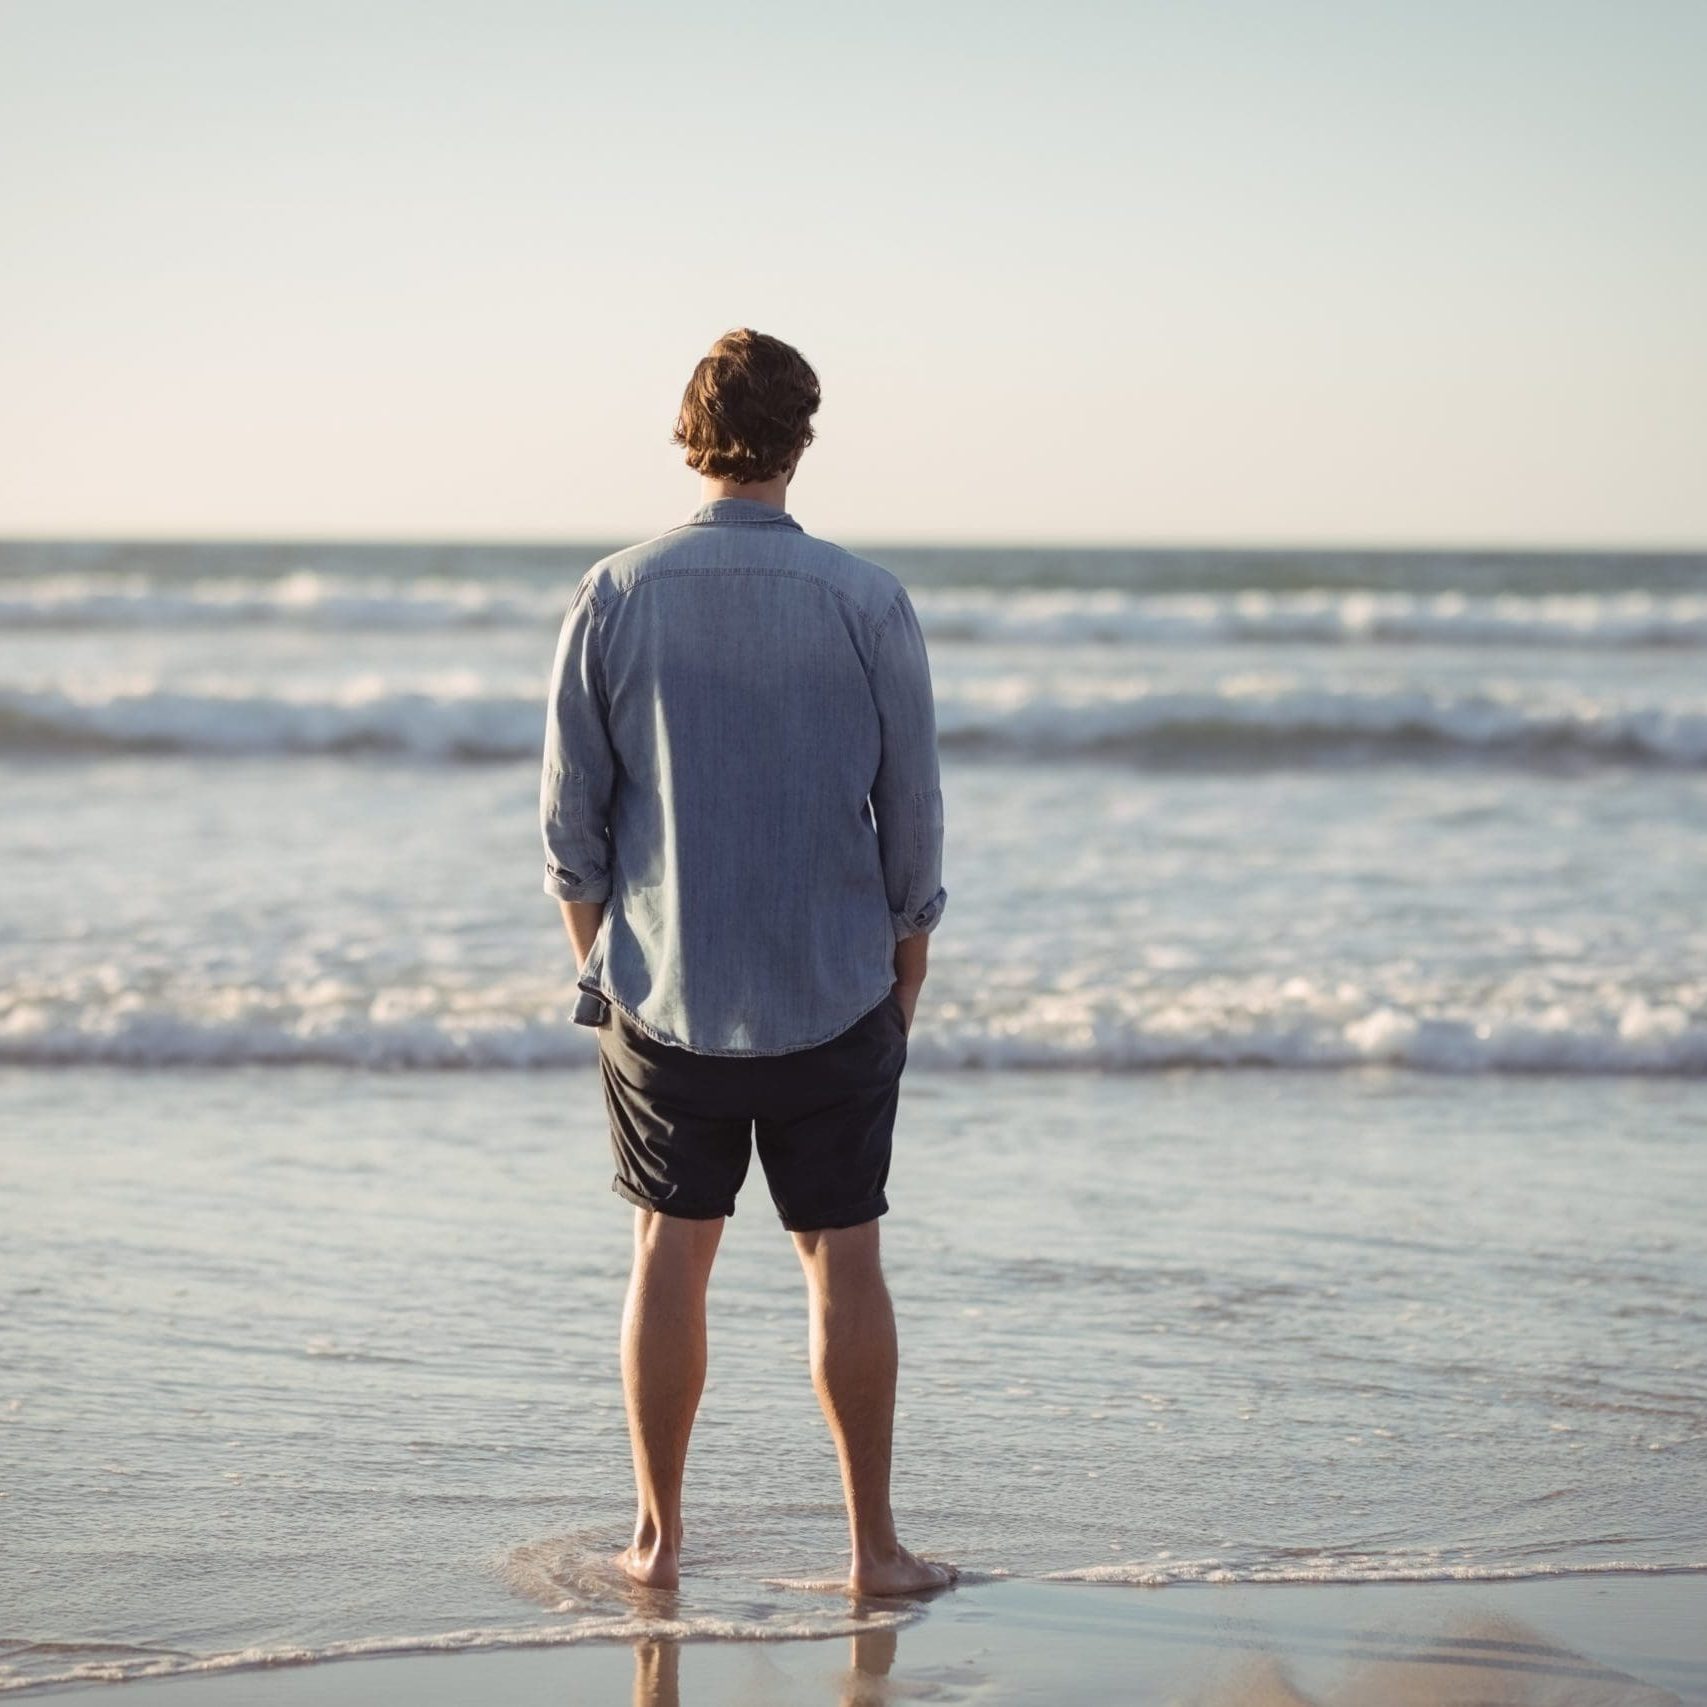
[869,586,947,942]
[540,581,615,905]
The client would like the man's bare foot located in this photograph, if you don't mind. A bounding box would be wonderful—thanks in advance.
[615,1540,680,1590]
[849,1545,958,1597]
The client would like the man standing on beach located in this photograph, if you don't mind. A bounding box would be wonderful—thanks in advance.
[539,329,955,1597]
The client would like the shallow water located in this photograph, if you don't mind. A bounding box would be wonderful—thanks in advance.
[3,1068,1703,1690]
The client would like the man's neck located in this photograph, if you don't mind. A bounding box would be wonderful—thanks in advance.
[699,474,790,510]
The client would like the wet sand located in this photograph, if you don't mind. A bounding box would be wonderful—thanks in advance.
[103,1575,1706,1705]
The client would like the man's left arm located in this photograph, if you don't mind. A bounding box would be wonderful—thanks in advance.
[541,581,615,976]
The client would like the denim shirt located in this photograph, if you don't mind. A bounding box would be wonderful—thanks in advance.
[541,496,947,1055]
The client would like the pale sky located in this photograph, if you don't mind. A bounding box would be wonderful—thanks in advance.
[1,0,1702,546]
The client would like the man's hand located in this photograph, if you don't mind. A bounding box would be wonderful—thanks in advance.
[892,930,929,1037]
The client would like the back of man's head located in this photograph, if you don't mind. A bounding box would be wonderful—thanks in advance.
[672,329,821,486]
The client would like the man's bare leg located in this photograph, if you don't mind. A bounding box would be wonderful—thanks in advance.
[793,1219,956,1596]
[617,1207,723,1589]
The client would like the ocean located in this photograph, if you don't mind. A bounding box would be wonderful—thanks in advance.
[1,537,1704,1692]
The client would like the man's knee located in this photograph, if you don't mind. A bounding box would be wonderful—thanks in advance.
[793,1217,883,1281]
[633,1205,724,1268]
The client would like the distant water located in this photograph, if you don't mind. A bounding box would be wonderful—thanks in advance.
[2,538,1704,1692]
[1,539,1704,1074]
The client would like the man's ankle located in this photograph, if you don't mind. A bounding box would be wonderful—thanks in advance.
[632,1514,681,1554]
[852,1528,903,1566]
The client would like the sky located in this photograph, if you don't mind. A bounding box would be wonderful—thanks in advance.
[1,0,1702,546]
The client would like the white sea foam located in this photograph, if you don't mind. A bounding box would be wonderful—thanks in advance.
[934,677,1707,766]
[0,571,552,630]
[918,587,1707,649]
[5,676,1706,766]
[0,679,534,759]
[7,575,1707,646]
[4,985,1702,1073]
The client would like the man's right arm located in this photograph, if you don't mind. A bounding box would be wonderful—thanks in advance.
[869,586,947,1029]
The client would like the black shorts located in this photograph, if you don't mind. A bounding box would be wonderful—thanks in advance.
[595,988,908,1232]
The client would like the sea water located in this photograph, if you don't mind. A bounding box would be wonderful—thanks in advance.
[1,540,1703,1690]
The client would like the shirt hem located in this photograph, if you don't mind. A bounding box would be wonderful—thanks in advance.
[585,981,896,1057]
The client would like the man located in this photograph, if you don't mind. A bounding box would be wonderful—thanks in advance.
[540,328,954,1598]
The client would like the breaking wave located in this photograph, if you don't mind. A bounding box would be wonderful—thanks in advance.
[5,678,1707,767]
[9,574,1707,648]
[0,571,550,631]
[4,987,1702,1074]
[919,588,1707,649]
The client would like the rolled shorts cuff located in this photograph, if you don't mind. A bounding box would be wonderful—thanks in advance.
[776,1191,890,1235]
[611,1175,734,1220]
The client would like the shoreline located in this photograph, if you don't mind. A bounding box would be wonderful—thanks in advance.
[18,1574,1705,1704]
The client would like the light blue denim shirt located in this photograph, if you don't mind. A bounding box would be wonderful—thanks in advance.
[541,495,947,1055]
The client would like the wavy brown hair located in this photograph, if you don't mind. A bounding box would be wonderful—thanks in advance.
[671,329,821,485]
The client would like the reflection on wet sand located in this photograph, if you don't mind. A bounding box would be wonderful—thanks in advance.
[625,1600,1691,1706]
[1178,1608,1686,1707]
[632,1622,900,1707]
[632,1638,678,1707]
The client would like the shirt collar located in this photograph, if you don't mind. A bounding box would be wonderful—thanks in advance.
[684,496,803,531]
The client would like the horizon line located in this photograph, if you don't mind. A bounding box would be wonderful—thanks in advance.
[2,532,1704,557]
